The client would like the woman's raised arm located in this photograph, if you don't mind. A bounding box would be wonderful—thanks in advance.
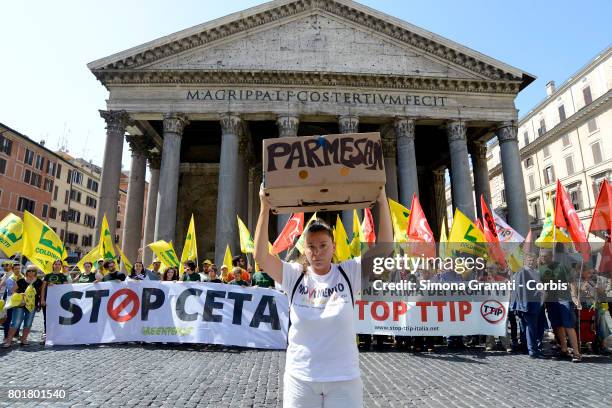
[253,184,283,284]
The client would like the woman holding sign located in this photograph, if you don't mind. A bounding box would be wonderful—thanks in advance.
[254,185,392,408]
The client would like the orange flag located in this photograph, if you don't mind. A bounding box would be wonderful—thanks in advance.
[480,195,508,268]
[272,213,304,254]
[406,193,435,257]
[554,180,590,261]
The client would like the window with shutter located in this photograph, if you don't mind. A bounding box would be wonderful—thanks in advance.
[583,86,592,105]
[591,142,603,164]
[565,155,574,175]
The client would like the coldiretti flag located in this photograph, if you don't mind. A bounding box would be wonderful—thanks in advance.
[99,215,116,260]
[77,245,102,273]
[237,215,254,254]
[536,196,571,248]
[180,215,198,274]
[295,212,318,254]
[334,215,352,262]
[349,209,362,258]
[223,245,233,269]
[116,244,133,273]
[388,198,411,242]
[448,208,487,257]
[148,240,179,267]
[0,213,23,257]
[22,211,66,264]
[439,217,449,258]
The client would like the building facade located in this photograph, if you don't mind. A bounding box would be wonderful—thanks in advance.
[488,47,611,235]
[88,0,535,265]
[0,123,68,238]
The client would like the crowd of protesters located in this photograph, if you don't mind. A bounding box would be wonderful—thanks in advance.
[0,245,610,358]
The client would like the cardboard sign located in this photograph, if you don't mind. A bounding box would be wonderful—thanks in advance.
[263,132,386,214]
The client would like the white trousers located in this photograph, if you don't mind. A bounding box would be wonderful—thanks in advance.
[283,373,363,408]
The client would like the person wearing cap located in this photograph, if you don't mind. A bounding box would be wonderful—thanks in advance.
[200,260,212,281]
[539,248,581,362]
[511,249,546,358]
[150,258,163,279]
[2,264,42,347]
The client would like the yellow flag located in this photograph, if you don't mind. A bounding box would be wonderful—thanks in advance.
[223,244,233,269]
[349,209,362,257]
[77,245,102,273]
[388,198,411,242]
[116,244,133,273]
[334,215,352,262]
[7,293,24,309]
[99,215,116,260]
[0,299,4,313]
[237,215,254,254]
[439,217,449,258]
[180,215,198,274]
[0,213,23,257]
[535,196,572,248]
[448,208,487,257]
[295,212,318,254]
[148,240,179,267]
[22,211,66,263]
[24,284,36,312]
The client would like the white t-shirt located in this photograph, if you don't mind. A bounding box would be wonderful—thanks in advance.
[281,258,361,382]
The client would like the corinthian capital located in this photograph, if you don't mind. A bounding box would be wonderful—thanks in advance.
[338,114,359,134]
[99,110,131,136]
[394,117,415,140]
[125,135,153,156]
[446,120,466,143]
[469,141,488,160]
[220,113,243,136]
[497,121,518,144]
[163,113,189,135]
[276,115,300,138]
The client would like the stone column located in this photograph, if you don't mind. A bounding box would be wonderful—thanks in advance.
[215,113,243,266]
[433,168,447,236]
[447,121,475,220]
[339,115,359,237]
[96,110,130,244]
[470,141,491,221]
[154,113,189,242]
[395,117,419,206]
[497,121,529,235]
[121,136,150,269]
[143,153,160,265]
[381,126,399,201]
[275,115,300,236]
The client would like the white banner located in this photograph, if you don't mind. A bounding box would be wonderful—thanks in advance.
[355,299,510,336]
[46,281,289,349]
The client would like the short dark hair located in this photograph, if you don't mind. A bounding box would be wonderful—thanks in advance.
[185,260,197,271]
[232,255,244,267]
[306,219,334,240]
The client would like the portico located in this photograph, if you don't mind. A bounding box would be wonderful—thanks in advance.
[89,0,534,264]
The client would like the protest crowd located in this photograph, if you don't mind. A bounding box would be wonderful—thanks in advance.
[0,180,611,363]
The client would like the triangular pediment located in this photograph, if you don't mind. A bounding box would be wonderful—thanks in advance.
[142,13,478,79]
[89,0,534,88]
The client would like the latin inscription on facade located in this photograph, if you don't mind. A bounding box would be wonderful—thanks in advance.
[186,89,447,107]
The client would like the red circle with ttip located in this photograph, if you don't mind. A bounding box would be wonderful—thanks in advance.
[480,300,506,324]
[107,289,140,322]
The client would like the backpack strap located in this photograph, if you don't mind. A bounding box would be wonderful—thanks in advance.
[337,265,355,308]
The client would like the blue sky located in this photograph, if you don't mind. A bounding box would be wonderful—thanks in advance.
[1,0,609,170]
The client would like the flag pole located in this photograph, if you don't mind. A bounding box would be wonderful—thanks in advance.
[575,256,584,352]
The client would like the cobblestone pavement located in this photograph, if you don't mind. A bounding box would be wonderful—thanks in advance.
[0,315,609,407]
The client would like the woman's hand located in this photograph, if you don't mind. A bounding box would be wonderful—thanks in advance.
[259,183,271,211]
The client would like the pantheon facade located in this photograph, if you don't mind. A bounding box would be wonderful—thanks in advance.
[89,0,534,266]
